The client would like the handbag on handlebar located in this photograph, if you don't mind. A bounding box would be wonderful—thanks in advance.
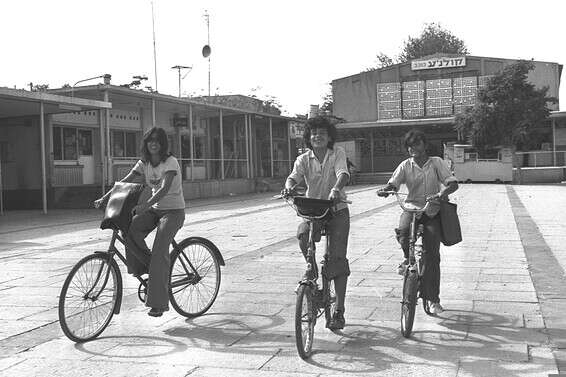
[439,200,462,246]
[100,182,146,233]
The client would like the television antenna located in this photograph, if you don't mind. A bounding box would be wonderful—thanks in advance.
[171,65,192,98]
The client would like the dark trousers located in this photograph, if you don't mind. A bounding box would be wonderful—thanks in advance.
[397,211,442,303]
[125,208,185,310]
[297,208,350,313]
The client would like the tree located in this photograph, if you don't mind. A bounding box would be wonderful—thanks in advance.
[398,23,468,62]
[365,52,395,71]
[320,85,333,114]
[367,23,468,70]
[454,60,556,154]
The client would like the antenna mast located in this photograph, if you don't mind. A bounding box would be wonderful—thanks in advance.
[151,1,158,91]
[171,65,192,98]
[204,10,211,97]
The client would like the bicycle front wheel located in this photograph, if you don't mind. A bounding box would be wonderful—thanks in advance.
[295,284,316,359]
[58,253,120,342]
[169,239,221,317]
[400,270,418,338]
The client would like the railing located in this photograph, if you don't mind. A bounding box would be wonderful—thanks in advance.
[514,151,566,168]
[53,165,83,186]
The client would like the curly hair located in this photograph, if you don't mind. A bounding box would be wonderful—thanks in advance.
[140,127,171,165]
[302,116,337,150]
[403,129,427,150]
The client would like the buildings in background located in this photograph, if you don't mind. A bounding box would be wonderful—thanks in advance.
[0,82,305,211]
[331,54,564,173]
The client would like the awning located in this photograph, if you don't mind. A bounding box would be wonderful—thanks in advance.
[0,87,111,119]
[0,87,112,215]
[337,116,455,130]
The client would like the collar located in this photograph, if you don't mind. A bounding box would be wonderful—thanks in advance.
[409,156,431,168]
[307,148,333,159]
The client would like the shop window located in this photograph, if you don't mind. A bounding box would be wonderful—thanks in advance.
[112,130,138,158]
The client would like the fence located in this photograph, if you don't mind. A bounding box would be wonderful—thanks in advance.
[513,151,566,168]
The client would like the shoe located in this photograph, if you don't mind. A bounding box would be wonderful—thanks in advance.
[148,308,164,317]
[430,302,444,315]
[327,310,345,330]
[397,259,409,275]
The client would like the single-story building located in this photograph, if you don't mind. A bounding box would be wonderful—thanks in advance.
[0,82,305,212]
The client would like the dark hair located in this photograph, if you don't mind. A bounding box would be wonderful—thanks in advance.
[403,129,427,150]
[141,127,171,164]
[302,116,337,150]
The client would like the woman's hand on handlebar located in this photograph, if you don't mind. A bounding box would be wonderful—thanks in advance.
[377,185,396,197]
[426,192,448,203]
[280,187,296,199]
[94,197,105,209]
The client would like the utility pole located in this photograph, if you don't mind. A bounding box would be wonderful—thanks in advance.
[204,10,211,97]
[171,65,192,98]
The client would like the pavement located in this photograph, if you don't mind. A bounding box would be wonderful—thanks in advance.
[0,183,565,376]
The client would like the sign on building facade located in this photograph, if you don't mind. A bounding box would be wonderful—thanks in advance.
[411,56,466,71]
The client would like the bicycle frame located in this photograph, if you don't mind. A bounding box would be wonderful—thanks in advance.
[386,192,431,273]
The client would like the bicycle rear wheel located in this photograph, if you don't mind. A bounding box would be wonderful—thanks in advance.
[400,269,418,338]
[59,253,120,342]
[295,284,316,359]
[169,239,221,317]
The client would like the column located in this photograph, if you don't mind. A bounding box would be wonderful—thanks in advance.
[219,109,224,180]
[287,121,292,172]
[104,90,111,185]
[188,104,194,181]
[40,102,47,214]
[269,117,274,177]
[245,114,250,178]
[99,109,106,195]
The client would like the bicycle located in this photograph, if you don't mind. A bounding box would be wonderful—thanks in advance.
[377,190,433,338]
[58,207,224,343]
[277,191,351,359]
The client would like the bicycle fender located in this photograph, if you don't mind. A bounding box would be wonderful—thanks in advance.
[178,237,225,266]
[94,251,123,315]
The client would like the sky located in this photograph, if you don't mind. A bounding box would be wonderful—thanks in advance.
[2,0,565,116]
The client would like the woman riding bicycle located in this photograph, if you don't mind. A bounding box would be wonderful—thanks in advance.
[282,116,350,330]
[378,129,458,315]
[95,127,185,317]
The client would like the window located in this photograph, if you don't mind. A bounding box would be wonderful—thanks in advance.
[53,126,83,160]
[53,127,93,160]
[111,130,138,158]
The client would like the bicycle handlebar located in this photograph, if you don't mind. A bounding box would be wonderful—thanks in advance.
[273,193,352,205]
[377,190,431,213]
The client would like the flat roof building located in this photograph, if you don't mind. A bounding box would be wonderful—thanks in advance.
[331,54,563,173]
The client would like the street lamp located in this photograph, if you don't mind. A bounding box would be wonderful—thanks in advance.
[71,74,111,96]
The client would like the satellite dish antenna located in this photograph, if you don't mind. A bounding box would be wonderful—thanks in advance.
[202,44,211,58]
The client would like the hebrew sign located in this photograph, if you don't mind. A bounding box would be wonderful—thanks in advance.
[411,56,466,70]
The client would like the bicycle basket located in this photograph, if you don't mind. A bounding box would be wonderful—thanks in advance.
[293,197,334,218]
[100,182,145,232]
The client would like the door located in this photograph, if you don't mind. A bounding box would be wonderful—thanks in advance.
[78,129,94,184]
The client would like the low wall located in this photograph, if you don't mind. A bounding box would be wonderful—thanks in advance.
[182,178,285,200]
[2,178,287,210]
[513,167,566,184]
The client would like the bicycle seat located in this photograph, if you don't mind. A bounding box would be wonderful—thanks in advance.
[293,197,334,218]
[100,182,145,232]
